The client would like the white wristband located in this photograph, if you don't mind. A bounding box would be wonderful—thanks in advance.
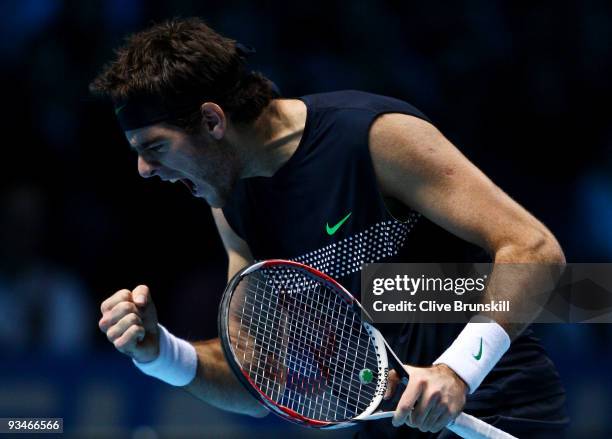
[133,324,198,386]
[433,317,511,394]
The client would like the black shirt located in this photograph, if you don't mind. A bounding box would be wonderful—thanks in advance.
[223,90,567,437]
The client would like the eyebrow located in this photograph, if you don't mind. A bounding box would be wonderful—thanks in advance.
[130,136,165,152]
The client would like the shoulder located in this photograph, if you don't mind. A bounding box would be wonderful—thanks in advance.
[300,90,379,108]
[302,90,429,119]
[368,112,451,198]
[369,112,441,154]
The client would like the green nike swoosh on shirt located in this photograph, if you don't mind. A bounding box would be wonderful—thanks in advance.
[326,212,352,235]
[473,337,483,360]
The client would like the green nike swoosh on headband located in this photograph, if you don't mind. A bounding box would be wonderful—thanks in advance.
[473,337,483,361]
[114,104,127,116]
[326,212,352,236]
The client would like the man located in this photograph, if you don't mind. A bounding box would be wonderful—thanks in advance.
[93,18,568,437]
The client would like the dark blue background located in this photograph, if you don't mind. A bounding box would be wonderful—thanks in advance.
[0,1,610,437]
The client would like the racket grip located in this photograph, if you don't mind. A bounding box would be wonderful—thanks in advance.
[358,411,516,439]
[448,413,517,439]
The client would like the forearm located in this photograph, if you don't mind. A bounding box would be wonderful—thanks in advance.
[485,232,566,339]
[184,338,268,418]
[433,235,565,393]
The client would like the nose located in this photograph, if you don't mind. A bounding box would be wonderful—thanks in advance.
[137,155,158,178]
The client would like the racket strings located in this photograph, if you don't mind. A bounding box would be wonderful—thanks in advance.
[228,266,383,422]
[234,283,377,406]
[281,277,380,418]
[236,279,377,390]
[279,281,371,413]
[234,287,374,366]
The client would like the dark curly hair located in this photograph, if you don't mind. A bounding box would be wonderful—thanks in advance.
[90,17,278,131]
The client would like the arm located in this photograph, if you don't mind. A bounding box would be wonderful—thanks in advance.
[369,113,565,337]
[369,113,565,432]
[184,208,267,417]
[185,338,267,417]
[98,209,266,417]
[211,207,254,283]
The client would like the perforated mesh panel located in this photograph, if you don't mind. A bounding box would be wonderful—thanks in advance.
[294,216,419,279]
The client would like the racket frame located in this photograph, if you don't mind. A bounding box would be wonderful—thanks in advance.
[219,259,392,428]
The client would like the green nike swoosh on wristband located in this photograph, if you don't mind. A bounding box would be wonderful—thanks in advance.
[473,337,483,360]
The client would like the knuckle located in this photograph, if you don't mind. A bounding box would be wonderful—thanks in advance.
[101,289,130,312]
[106,327,119,341]
[100,298,113,313]
[450,406,461,418]
[413,413,423,424]
[398,402,413,413]
[128,313,142,325]
[116,301,136,316]
[114,335,133,351]
[122,301,136,312]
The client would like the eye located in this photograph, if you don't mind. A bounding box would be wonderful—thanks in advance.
[147,144,166,154]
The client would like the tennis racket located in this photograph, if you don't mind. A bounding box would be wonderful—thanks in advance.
[218,259,516,438]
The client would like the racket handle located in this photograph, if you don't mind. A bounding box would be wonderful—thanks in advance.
[448,413,517,439]
[358,411,516,439]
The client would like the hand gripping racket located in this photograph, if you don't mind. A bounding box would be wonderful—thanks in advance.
[218,260,516,438]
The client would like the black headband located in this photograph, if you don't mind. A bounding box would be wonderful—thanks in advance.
[113,43,256,131]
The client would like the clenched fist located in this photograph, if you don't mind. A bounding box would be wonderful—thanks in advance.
[386,364,468,433]
[98,285,160,363]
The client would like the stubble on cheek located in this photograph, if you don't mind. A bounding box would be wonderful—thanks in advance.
[204,146,241,199]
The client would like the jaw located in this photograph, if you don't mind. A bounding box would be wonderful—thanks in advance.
[200,176,236,208]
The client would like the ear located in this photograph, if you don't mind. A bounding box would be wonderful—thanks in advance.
[200,102,226,140]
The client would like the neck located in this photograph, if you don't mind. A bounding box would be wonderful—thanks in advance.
[230,99,307,178]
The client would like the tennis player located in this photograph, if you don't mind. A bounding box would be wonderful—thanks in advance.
[94,18,568,438]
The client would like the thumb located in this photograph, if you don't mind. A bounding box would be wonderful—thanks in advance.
[132,285,149,306]
[402,363,417,375]
[132,285,158,333]
[384,369,399,400]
